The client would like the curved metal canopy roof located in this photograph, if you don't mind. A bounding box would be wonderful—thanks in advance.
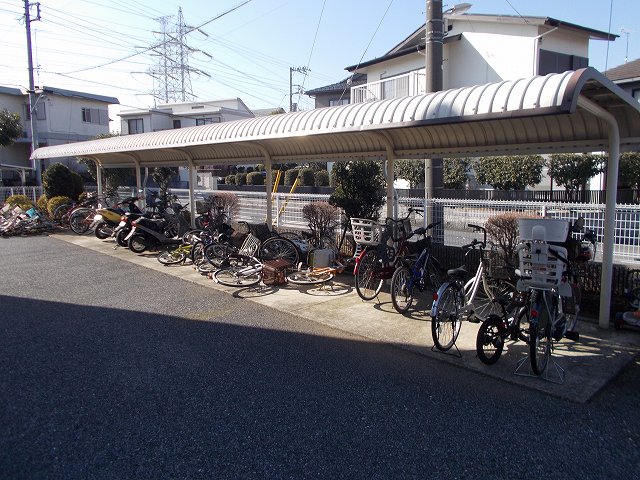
[31,68,640,167]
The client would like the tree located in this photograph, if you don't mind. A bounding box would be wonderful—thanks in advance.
[547,153,602,192]
[77,133,132,197]
[152,167,177,202]
[473,155,545,190]
[618,152,640,190]
[443,158,470,189]
[394,159,424,188]
[329,160,385,223]
[0,108,22,147]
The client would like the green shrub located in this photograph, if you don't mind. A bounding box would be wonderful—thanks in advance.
[42,163,84,200]
[225,174,236,185]
[247,172,264,185]
[47,196,73,216]
[36,194,48,212]
[5,194,33,211]
[297,168,315,186]
[284,168,300,186]
[314,170,330,187]
[235,172,247,186]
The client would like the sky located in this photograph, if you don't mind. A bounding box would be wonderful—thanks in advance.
[1,0,639,125]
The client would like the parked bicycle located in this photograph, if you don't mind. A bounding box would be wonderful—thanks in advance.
[390,222,444,314]
[352,208,422,301]
[475,290,531,365]
[519,217,597,376]
[430,224,515,352]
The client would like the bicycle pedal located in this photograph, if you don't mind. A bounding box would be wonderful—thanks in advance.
[564,330,580,341]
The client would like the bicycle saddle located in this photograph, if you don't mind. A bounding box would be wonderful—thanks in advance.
[447,266,468,278]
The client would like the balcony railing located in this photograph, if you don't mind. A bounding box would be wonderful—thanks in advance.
[350,70,426,103]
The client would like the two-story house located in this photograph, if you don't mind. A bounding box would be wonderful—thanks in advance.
[307,13,613,106]
[118,98,264,188]
[605,58,640,101]
[0,85,119,185]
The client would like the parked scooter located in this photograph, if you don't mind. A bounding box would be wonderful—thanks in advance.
[112,193,164,247]
[91,197,143,239]
[125,200,192,253]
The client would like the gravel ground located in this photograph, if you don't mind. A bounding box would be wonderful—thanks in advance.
[1,235,639,479]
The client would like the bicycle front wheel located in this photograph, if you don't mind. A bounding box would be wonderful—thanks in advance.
[158,249,187,265]
[214,267,261,287]
[530,295,553,375]
[69,209,94,234]
[355,249,384,301]
[287,270,333,285]
[259,237,299,266]
[391,266,414,313]
[431,283,464,351]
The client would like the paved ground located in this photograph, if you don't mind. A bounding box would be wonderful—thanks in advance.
[51,231,640,404]
[1,234,639,479]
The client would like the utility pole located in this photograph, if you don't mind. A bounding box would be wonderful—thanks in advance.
[424,0,443,226]
[289,66,308,112]
[24,0,41,185]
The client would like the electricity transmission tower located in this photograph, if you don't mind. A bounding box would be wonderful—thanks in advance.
[149,8,209,104]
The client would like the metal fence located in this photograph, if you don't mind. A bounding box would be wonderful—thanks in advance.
[3,186,639,265]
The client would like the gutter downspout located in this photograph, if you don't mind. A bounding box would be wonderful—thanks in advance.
[533,27,559,76]
[577,95,620,329]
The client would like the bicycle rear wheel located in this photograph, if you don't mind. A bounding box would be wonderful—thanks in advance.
[287,270,333,285]
[214,267,261,287]
[69,209,94,234]
[476,314,505,365]
[390,266,414,313]
[431,283,464,351]
[355,249,384,301]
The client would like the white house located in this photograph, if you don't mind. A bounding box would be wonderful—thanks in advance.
[0,85,119,185]
[307,13,613,106]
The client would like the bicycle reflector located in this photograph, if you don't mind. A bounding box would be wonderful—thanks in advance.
[433,292,438,301]
[531,308,539,318]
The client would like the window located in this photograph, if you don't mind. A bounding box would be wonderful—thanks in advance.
[538,50,588,75]
[633,88,640,102]
[329,98,349,107]
[82,107,108,126]
[196,117,219,125]
[173,119,182,129]
[127,118,144,134]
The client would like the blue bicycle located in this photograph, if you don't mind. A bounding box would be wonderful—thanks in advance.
[390,222,444,314]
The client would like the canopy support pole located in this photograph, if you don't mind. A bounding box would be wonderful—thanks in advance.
[254,143,273,228]
[578,96,620,329]
[95,159,103,198]
[186,158,197,228]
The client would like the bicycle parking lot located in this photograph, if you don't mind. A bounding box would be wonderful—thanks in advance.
[51,230,640,404]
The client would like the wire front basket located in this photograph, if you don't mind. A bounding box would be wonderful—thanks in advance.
[385,217,412,242]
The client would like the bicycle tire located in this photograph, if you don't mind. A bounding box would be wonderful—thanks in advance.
[530,294,553,375]
[158,249,187,265]
[431,283,464,351]
[390,266,414,313]
[204,242,238,269]
[53,203,72,223]
[287,270,334,285]
[476,314,505,365]
[116,229,129,247]
[355,249,384,301]
[258,237,299,266]
[214,267,262,287]
[69,209,93,234]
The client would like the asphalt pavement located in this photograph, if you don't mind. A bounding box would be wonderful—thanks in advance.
[1,234,639,479]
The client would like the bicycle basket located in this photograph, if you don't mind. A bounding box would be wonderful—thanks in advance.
[351,218,384,246]
[518,241,567,289]
[238,233,261,257]
[488,249,513,279]
[385,217,412,242]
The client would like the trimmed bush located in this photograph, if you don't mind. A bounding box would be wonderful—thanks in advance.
[284,168,300,186]
[302,201,340,239]
[36,194,48,212]
[47,196,73,216]
[42,163,84,200]
[297,168,315,186]
[207,192,239,217]
[247,172,264,185]
[225,174,236,185]
[4,194,33,211]
[314,170,330,187]
[235,172,247,186]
